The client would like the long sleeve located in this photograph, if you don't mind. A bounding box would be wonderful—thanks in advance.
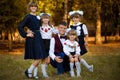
[51,26,58,34]
[82,24,88,35]
[49,38,56,60]
[18,15,29,38]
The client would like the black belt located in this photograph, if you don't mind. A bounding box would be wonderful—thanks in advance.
[32,30,40,32]
[70,52,75,55]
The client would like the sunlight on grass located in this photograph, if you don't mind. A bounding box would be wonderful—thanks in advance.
[0,52,120,80]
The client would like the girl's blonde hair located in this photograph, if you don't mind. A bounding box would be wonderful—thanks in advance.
[41,13,50,19]
[67,29,79,41]
[27,1,38,11]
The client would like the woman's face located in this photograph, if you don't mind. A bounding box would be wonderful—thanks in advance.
[29,6,37,13]
[72,17,80,24]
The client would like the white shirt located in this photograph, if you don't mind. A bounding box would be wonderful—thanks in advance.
[40,25,58,39]
[67,22,88,36]
[63,40,80,56]
[49,34,66,60]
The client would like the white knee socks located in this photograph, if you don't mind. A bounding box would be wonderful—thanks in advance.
[75,62,81,77]
[41,64,49,78]
[28,64,35,77]
[33,67,38,77]
[70,62,75,77]
[80,58,93,72]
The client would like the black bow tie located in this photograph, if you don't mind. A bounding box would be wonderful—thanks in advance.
[60,36,66,39]
[70,26,77,30]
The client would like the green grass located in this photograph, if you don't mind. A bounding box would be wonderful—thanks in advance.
[0,44,120,80]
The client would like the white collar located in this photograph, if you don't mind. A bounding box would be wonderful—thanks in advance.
[58,34,66,38]
[73,22,82,26]
[41,25,50,28]
[58,34,60,38]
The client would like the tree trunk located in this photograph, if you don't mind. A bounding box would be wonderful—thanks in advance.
[104,22,107,43]
[63,0,68,22]
[8,30,12,51]
[95,6,102,44]
[115,25,119,41]
[2,31,5,41]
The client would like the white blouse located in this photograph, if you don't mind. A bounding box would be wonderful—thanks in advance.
[40,25,58,39]
[63,40,81,56]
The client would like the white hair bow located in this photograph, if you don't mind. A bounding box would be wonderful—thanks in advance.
[39,13,51,17]
[69,10,83,16]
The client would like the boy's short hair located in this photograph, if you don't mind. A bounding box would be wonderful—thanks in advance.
[59,21,67,26]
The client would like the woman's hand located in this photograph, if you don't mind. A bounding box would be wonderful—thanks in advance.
[26,29,34,37]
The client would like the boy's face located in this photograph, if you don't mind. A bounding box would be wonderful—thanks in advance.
[58,25,67,36]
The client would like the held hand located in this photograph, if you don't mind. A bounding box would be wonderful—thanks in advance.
[55,56,63,63]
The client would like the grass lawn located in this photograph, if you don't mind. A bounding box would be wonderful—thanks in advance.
[0,43,120,80]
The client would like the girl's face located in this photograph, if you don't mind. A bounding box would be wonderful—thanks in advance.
[42,17,50,24]
[72,17,80,24]
[69,35,76,41]
[29,6,37,13]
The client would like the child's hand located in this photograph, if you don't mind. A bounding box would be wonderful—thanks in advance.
[69,54,73,58]
[85,42,88,46]
[74,54,79,57]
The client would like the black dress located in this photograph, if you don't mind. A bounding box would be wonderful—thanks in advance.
[18,14,47,59]
[70,24,87,55]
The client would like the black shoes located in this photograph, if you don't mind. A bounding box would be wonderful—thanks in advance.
[25,69,32,78]
[25,69,39,79]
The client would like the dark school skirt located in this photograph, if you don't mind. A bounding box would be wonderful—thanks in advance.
[24,31,47,59]
[78,36,88,55]
[42,39,50,57]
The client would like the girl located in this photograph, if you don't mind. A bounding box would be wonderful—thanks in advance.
[39,13,57,78]
[63,30,81,77]
[67,10,93,72]
[18,2,46,79]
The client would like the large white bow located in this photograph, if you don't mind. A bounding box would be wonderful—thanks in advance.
[39,13,51,17]
[69,10,83,16]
